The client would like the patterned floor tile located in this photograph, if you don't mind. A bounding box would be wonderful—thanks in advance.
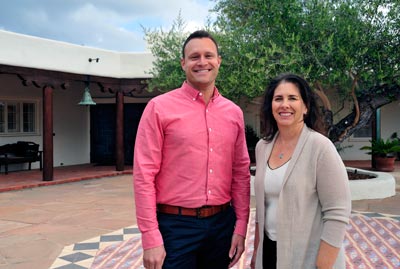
[50,210,400,269]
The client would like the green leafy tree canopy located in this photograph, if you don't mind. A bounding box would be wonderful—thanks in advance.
[144,0,400,143]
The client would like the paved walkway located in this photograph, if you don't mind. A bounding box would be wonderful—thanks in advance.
[0,162,399,269]
[0,175,136,269]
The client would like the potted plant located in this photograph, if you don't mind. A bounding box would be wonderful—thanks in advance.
[360,138,400,172]
[390,132,400,160]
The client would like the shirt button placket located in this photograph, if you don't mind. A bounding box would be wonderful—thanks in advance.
[208,127,213,181]
[207,107,213,199]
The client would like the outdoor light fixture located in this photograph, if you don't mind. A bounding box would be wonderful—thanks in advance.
[88,58,100,62]
[78,76,96,106]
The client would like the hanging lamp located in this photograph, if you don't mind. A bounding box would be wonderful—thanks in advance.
[78,76,96,105]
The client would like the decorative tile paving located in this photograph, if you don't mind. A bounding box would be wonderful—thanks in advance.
[50,210,400,269]
[50,226,141,269]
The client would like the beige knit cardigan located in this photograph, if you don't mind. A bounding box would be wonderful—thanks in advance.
[253,126,351,269]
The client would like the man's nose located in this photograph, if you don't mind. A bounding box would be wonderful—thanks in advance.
[198,55,207,65]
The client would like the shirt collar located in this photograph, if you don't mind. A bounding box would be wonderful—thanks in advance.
[181,81,220,102]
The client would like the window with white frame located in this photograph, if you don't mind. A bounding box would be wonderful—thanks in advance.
[0,100,39,135]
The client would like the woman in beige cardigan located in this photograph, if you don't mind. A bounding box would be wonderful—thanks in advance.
[251,73,351,269]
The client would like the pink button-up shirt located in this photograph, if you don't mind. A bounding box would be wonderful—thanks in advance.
[133,82,250,249]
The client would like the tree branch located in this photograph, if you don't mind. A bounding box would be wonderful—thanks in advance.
[314,81,331,110]
[337,76,359,141]
[330,83,400,143]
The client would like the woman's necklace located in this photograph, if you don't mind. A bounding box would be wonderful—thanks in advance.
[276,136,298,160]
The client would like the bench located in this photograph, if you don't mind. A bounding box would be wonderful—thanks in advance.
[0,141,43,174]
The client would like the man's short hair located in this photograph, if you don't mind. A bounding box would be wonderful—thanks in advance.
[182,30,219,58]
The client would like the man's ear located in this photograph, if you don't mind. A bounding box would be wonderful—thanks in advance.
[180,58,185,70]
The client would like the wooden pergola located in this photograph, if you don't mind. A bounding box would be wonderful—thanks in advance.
[0,63,156,181]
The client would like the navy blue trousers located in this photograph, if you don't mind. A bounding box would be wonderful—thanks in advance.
[157,206,236,269]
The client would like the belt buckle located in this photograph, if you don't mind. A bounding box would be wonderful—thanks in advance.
[196,207,204,218]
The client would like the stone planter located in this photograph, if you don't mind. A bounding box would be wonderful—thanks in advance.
[346,167,395,200]
[250,166,396,201]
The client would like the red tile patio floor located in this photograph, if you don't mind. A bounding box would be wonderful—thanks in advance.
[0,164,132,193]
[0,160,398,193]
[0,160,398,268]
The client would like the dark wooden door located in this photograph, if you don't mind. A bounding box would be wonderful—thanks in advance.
[90,103,146,165]
[123,103,147,164]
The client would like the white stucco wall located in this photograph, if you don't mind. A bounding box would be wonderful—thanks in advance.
[339,101,400,160]
[0,30,155,78]
[52,86,91,166]
[0,30,157,172]
[381,101,400,139]
[1,75,42,172]
[0,75,91,172]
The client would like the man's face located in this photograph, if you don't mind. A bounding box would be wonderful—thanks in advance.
[181,37,221,90]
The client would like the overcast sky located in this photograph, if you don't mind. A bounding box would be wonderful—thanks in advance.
[0,0,215,52]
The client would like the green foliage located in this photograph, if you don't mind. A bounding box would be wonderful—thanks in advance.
[212,0,399,101]
[144,0,399,106]
[143,12,188,92]
[360,138,400,157]
[142,0,400,143]
[213,0,307,101]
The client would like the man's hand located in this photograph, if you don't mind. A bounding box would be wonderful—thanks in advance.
[228,234,245,267]
[143,245,166,269]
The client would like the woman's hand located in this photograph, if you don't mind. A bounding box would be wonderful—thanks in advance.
[250,251,257,269]
[315,240,340,269]
[250,222,259,269]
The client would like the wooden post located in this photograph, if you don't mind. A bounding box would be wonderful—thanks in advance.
[115,91,124,171]
[371,109,378,169]
[43,85,54,181]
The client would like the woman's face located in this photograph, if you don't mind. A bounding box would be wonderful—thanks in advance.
[272,82,308,129]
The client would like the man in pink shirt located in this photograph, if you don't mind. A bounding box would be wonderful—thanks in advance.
[134,30,250,269]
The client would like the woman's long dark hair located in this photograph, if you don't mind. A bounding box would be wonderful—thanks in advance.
[260,73,326,142]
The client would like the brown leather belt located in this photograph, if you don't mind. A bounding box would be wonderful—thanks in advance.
[157,202,230,218]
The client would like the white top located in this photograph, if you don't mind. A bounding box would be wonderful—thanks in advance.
[264,160,289,241]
